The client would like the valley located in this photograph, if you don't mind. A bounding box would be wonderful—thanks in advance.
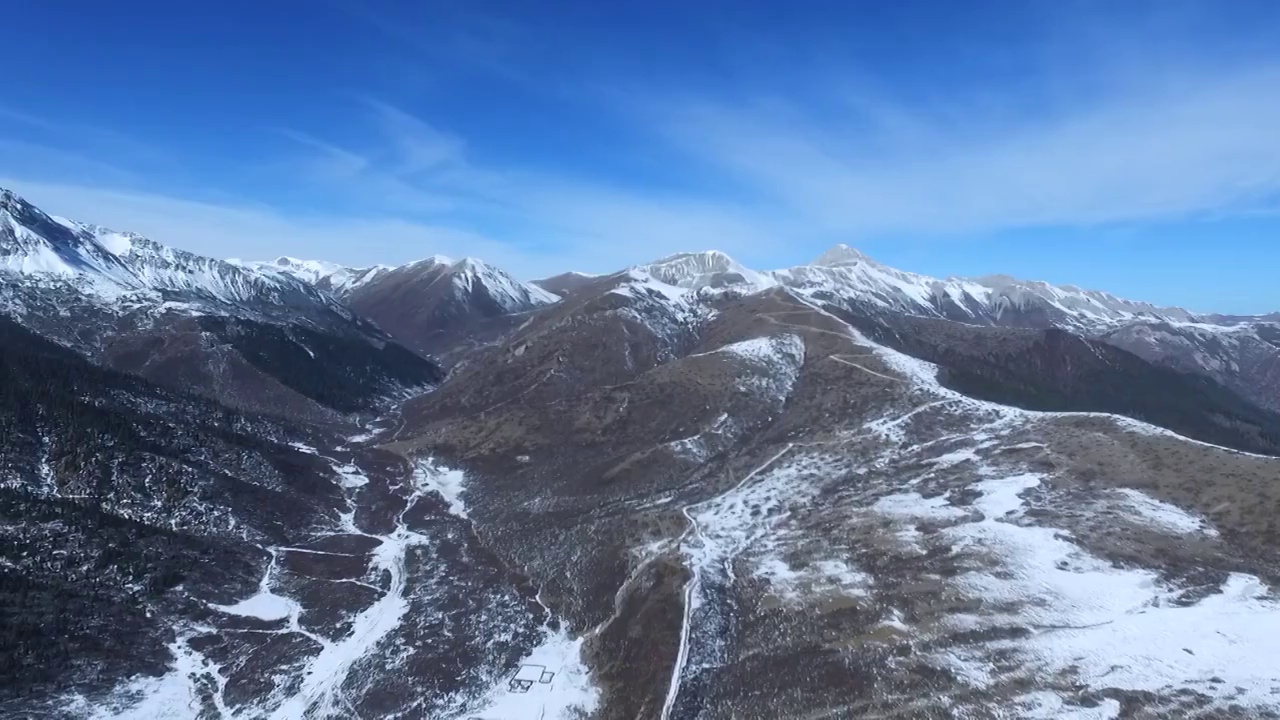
[3,188,1280,718]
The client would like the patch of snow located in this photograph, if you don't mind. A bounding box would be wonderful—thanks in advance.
[699,333,806,405]
[717,333,802,365]
[461,630,599,720]
[414,459,470,519]
[333,462,369,489]
[616,269,691,303]
[94,230,136,257]
[754,556,872,603]
[873,491,967,522]
[209,547,298,624]
[927,448,980,468]
[1114,488,1219,537]
[70,629,232,720]
[932,472,1280,714]
[1017,692,1122,719]
[862,399,957,444]
[210,590,294,622]
[665,413,734,463]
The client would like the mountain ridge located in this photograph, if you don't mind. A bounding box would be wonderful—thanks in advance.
[599,246,1279,412]
[7,183,1276,416]
[252,250,559,366]
[0,189,442,419]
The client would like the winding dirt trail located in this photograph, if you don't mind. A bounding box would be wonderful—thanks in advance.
[659,443,796,720]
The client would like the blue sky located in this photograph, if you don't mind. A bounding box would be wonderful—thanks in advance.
[3,0,1280,312]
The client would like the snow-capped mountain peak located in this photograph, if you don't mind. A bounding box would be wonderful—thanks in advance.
[811,243,874,267]
[246,255,396,295]
[401,254,454,271]
[449,256,487,273]
[443,256,560,308]
[0,192,138,285]
[635,250,776,292]
[264,256,350,281]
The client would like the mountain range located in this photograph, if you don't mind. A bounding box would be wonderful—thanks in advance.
[3,186,1280,719]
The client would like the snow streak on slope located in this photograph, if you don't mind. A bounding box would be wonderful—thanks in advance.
[67,631,233,720]
[264,485,432,719]
[63,451,499,719]
[662,446,812,720]
[1111,488,1220,537]
[414,460,601,720]
[712,333,807,402]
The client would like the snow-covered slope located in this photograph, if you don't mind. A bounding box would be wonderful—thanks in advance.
[243,256,390,295]
[0,189,357,324]
[241,256,405,297]
[448,256,560,310]
[778,247,1279,412]
[0,188,442,418]
[1102,320,1280,413]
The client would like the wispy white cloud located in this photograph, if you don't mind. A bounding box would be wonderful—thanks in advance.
[364,99,470,177]
[271,60,1280,270]
[275,101,777,271]
[6,52,1280,279]
[0,106,174,169]
[0,140,138,185]
[654,63,1280,237]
